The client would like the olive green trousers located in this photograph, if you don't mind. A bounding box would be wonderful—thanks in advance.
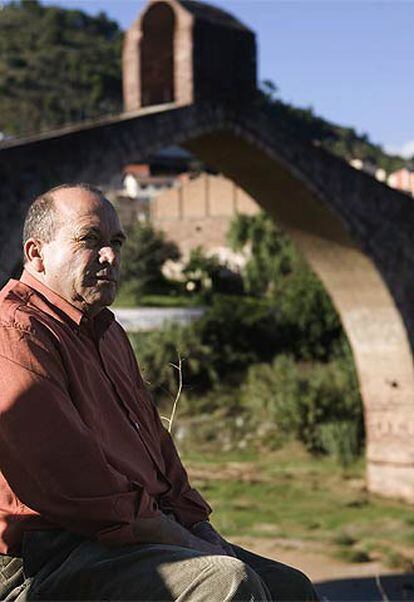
[0,530,318,601]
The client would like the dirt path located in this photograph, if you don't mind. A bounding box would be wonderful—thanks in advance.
[231,536,414,601]
[186,461,414,599]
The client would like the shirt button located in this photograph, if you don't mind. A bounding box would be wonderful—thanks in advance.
[133,421,140,431]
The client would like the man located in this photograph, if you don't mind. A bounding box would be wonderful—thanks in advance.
[0,183,317,601]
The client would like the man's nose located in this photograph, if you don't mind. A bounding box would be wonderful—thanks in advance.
[99,246,118,265]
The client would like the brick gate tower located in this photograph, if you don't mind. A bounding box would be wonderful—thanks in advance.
[123,0,257,111]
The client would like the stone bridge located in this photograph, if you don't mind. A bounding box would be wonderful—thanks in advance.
[1,0,414,502]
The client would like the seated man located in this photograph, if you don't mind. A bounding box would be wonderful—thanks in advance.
[0,183,318,601]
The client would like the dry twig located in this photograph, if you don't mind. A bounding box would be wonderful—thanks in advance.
[161,352,183,434]
[375,573,390,602]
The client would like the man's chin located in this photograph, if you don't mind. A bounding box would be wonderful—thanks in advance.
[84,286,118,311]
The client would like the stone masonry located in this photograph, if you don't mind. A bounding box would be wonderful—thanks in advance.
[123,0,256,111]
[151,172,259,260]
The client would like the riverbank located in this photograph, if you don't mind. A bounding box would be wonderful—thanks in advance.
[182,443,414,589]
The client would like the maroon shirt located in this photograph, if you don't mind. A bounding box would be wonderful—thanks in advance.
[0,271,210,555]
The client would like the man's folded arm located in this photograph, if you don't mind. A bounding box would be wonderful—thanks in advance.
[0,328,161,547]
[132,513,227,554]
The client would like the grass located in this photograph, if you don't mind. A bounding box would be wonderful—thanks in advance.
[182,442,414,570]
[335,548,371,563]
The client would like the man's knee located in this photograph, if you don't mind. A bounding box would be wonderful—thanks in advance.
[272,564,318,601]
[295,569,318,601]
[203,556,269,601]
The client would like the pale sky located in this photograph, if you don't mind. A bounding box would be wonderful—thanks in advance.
[40,0,414,157]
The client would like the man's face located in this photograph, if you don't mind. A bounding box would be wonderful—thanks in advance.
[39,188,126,316]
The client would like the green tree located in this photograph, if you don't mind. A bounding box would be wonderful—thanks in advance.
[120,222,180,298]
[227,212,294,296]
[129,294,282,398]
[182,246,220,293]
[0,1,122,136]
[228,212,343,359]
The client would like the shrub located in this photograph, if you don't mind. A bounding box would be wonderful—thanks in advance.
[241,351,364,458]
[129,324,217,399]
[182,247,243,296]
[318,420,361,467]
[227,212,295,297]
[128,294,283,401]
[120,222,180,299]
[227,212,344,360]
[336,548,371,563]
[385,551,414,572]
[182,246,220,294]
[195,295,281,376]
[277,258,344,361]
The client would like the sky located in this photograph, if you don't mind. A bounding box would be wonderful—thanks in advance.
[40,0,414,157]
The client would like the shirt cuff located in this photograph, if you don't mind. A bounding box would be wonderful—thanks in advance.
[96,488,162,547]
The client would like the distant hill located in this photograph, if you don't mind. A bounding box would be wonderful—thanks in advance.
[257,81,406,175]
[0,1,406,174]
[0,0,123,136]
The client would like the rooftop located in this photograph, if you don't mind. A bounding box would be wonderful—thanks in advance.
[178,0,253,32]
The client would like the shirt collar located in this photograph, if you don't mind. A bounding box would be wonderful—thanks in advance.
[20,269,115,337]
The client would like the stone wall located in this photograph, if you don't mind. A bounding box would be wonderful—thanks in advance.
[151,173,258,259]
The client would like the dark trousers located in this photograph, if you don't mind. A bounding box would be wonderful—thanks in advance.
[0,530,318,601]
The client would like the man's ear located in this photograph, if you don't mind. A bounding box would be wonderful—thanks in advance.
[24,238,45,273]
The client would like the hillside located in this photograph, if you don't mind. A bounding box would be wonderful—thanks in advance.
[257,82,406,174]
[0,0,123,136]
[0,1,406,173]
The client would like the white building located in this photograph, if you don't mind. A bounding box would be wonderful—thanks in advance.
[123,164,179,201]
[387,168,414,197]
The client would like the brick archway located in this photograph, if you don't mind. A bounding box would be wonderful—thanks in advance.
[141,2,175,106]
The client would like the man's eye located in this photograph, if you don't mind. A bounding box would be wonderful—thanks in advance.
[82,235,98,242]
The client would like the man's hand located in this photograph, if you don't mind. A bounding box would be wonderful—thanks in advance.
[190,520,236,557]
[133,513,229,556]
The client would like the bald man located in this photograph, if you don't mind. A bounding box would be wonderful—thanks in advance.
[0,184,317,601]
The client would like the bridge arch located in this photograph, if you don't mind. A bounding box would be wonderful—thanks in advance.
[1,103,414,500]
[182,126,414,501]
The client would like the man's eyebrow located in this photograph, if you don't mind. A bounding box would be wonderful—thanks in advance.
[75,227,126,239]
[75,226,101,237]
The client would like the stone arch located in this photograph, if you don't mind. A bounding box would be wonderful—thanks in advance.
[141,2,175,107]
[2,103,414,501]
[119,0,414,503]
[182,127,414,502]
